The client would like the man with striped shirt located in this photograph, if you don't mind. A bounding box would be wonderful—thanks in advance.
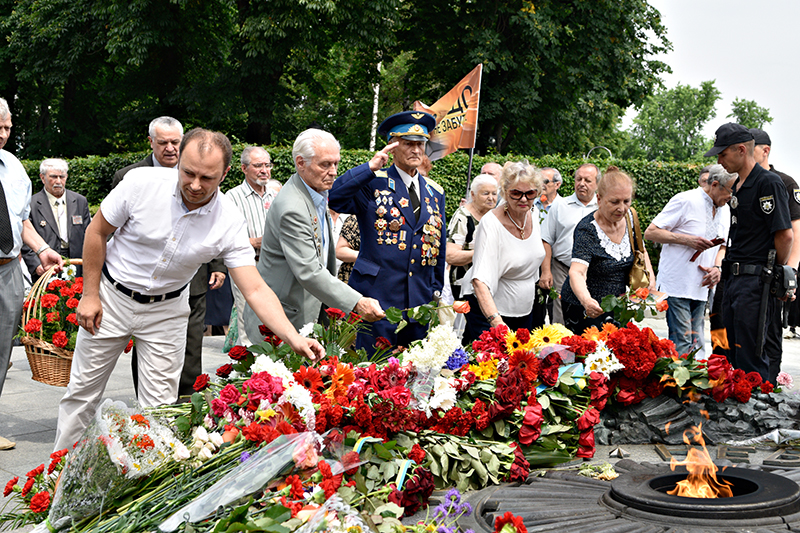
[226,146,273,344]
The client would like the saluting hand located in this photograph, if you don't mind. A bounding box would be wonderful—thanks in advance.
[368,142,399,171]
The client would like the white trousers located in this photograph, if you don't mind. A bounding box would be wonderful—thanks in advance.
[54,277,190,451]
[231,278,251,346]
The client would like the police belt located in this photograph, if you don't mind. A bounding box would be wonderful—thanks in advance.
[721,262,763,278]
[102,264,188,304]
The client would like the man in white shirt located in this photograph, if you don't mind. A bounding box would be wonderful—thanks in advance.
[644,164,734,356]
[55,128,323,451]
[539,163,600,324]
[226,146,273,345]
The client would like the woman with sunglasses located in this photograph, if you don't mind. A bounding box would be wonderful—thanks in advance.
[461,161,546,343]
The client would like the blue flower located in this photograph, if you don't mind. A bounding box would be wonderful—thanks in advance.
[240,451,252,463]
[445,348,469,370]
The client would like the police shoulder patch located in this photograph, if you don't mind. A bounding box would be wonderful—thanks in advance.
[423,176,444,195]
[793,188,800,205]
[760,195,775,214]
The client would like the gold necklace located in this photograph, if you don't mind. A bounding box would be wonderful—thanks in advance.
[505,205,527,239]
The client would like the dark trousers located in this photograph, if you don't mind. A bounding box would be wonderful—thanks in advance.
[132,291,206,399]
[462,294,535,345]
[529,286,551,329]
[722,274,771,381]
[765,298,783,384]
[562,300,617,336]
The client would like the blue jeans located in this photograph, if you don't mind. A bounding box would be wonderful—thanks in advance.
[666,296,705,357]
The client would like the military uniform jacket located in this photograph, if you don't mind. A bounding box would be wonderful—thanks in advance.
[329,163,446,311]
[243,173,362,337]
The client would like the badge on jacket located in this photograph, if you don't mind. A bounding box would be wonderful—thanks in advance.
[72,215,82,225]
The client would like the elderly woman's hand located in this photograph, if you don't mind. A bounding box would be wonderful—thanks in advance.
[582,298,604,319]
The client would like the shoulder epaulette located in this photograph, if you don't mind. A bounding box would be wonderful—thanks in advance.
[423,177,444,195]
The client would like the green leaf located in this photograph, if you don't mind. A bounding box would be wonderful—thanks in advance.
[384,307,403,323]
[395,319,408,333]
[174,415,190,433]
[538,394,551,410]
[673,366,691,387]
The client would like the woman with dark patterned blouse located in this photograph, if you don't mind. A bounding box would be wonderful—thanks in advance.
[336,214,360,284]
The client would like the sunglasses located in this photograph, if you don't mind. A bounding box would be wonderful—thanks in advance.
[507,189,538,200]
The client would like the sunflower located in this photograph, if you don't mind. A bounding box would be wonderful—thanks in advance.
[508,349,540,383]
[530,323,573,349]
[294,366,324,393]
[505,331,524,355]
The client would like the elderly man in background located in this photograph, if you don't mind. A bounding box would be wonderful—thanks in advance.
[644,164,734,357]
[227,146,274,345]
[55,128,323,451]
[22,158,91,281]
[533,167,563,218]
[0,97,63,450]
[243,129,384,341]
[750,128,800,383]
[112,116,183,187]
[538,163,600,324]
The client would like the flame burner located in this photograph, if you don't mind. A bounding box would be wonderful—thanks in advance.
[457,460,800,532]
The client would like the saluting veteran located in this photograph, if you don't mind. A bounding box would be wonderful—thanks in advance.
[329,111,446,353]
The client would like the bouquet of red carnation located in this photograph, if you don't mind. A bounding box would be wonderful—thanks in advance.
[19,266,83,352]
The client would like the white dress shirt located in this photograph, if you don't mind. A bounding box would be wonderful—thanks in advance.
[45,190,69,246]
[541,192,599,264]
[102,167,254,294]
[0,149,32,258]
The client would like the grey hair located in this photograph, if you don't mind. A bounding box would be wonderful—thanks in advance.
[148,116,183,138]
[707,164,737,187]
[542,167,562,184]
[40,158,68,175]
[499,160,542,200]
[292,129,340,170]
[469,174,499,198]
[241,146,269,167]
[0,97,10,119]
[574,163,600,181]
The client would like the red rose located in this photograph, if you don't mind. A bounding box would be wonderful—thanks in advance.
[52,331,69,348]
[656,299,669,312]
[41,294,59,308]
[3,477,18,497]
[29,491,50,513]
[576,428,596,458]
[706,354,730,381]
[228,345,249,361]
[539,352,562,387]
[494,511,528,533]
[325,308,346,320]
[576,407,600,431]
[193,374,210,392]
[66,297,80,309]
[453,300,470,314]
[24,319,42,334]
[258,325,272,337]
[744,372,763,389]
[518,400,543,445]
[761,381,774,394]
[507,443,530,482]
[408,443,426,464]
[374,336,392,350]
[216,363,234,378]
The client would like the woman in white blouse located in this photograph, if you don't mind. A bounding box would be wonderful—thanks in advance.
[461,161,546,343]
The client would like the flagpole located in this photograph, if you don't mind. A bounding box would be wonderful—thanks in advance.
[466,148,475,201]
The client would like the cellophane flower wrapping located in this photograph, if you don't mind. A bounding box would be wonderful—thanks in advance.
[37,399,180,532]
[404,325,461,405]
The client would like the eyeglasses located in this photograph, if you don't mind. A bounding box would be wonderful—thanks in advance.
[250,163,273,169]
[507,189,538,200]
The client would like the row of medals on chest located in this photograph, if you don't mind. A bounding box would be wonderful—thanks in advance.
[373,189,442,266]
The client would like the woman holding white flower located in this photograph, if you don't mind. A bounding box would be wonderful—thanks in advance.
[461,161,546,343]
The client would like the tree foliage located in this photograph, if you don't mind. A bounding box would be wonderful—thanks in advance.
[0,0,669,160]
[626,80,721,161]
[727,97,773,129]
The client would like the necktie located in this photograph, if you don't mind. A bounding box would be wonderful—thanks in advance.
[0,181,13,255]
[56,199,68,245]
[409,181,421,222]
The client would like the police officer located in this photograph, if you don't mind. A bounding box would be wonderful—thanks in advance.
[329,111,445,353]
[706,123,793,381]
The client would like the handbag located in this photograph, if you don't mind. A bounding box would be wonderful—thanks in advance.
[626,207,650,290]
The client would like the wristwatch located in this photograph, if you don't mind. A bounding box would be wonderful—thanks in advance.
[35,244,51,256]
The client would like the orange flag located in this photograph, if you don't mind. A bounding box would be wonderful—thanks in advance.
[414,64,482,161]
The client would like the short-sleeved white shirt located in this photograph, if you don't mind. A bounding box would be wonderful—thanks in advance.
[651,187,730,301]
[0,149,31,258]
[103,167,254,294]
[226,180,269,241]
[541,193,598,264]
[463,209,546,317]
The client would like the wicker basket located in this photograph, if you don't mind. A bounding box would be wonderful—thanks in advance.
[20,259,82,387]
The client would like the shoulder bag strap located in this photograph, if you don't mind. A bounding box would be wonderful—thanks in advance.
[630,207,645,253]
[626,208,637,252]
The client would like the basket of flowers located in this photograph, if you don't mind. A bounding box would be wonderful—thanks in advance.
[18,260,83,387]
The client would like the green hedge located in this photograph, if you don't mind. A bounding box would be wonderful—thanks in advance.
[22,148,707,266]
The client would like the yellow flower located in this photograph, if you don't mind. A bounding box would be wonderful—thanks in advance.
[531,324,573,349]
[256,408,277,422]
[505,331,523,354]
[469,359,499,380]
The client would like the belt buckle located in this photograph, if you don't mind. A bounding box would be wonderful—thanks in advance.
[149,295,157,303]
[731,263,740,276]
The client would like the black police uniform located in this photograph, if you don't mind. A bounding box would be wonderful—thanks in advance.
[723,163,791,380]
[764,165,800,382]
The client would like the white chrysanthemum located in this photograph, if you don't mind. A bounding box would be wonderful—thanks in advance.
[427,376,457,411]
[251,355,294,384]
[584,340,625,378]
[299,322,315,338]
[173,442,190,461]
[279,382,316,431]
[404,325,461,371]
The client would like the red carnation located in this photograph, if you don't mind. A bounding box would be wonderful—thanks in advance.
[761,381,774,394]
[216,363,234,378]
[515,328,531,345]
[21,477,35,497]
[193,374,210,392]
[285,474,305,500]
[318,460,344,498]
[24,319,42,334]
[228,345,249,361]
[494,511,528,533]
[41,294,59,308]
[374,336,392,350]
[408,443,426,464]
[29,491,50,513]
[65,297,80,309]
[3,477,18,497]
[26,464,44,478]
[325,308,346,320]
[124,338,134,353]
[52,331,69,348]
